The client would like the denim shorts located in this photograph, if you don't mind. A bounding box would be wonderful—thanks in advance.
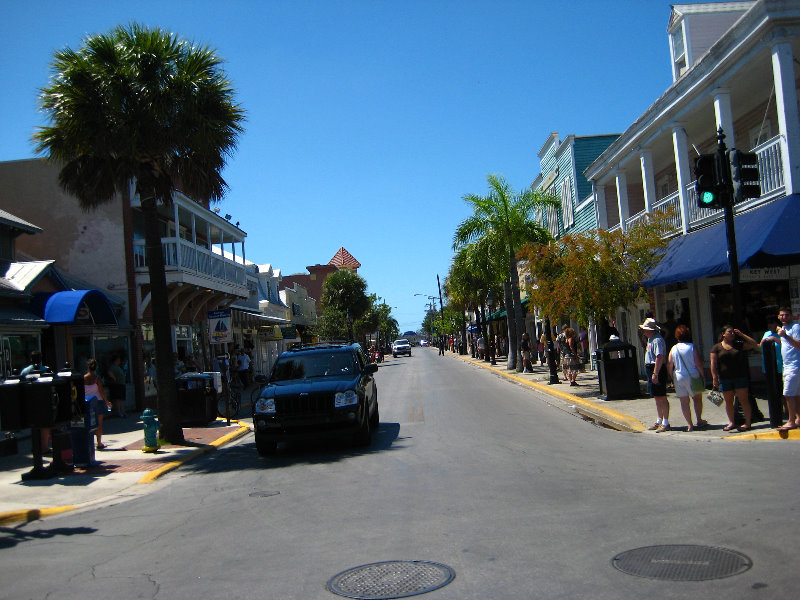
[719,376,749,392]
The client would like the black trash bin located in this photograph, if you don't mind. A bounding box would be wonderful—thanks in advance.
[70,395,98,467]
[0,376,26,432]
[596,340,641,400]
[176,373,216,425]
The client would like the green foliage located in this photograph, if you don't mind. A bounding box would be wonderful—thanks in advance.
[518,211,672,324]
[321,270,370,321]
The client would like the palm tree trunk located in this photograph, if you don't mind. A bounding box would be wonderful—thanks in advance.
[503,280,516,370]
[509,248,525,373]
[121,185,145,411]
[142,197,184,444]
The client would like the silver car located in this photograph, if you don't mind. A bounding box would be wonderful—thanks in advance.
[392,339,412,357]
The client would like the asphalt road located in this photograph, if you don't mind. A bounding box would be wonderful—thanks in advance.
[2,347,799,599]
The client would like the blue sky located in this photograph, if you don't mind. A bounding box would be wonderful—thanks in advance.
[0,0,677,333]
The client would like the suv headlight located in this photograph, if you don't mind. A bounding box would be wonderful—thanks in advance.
[255,397,276,414]
[334,390,358,407]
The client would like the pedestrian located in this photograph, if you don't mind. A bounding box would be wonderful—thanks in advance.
[667,325,708,431]
[476,335,485,360]
[237,348,251,386]
[173,352,185,378]
[776,307,800,430]
[557,325,569,381]
[106,354,127,418]
[640,317,671,432]
[710,324,758,432]
[438,337,445,356]
[84,358,112,449]
[538,333,547,364]
[562,327,581,386]
[520,331,533,373]
[760,315,785,418]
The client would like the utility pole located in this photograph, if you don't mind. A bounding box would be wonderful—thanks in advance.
[715,128,743,326]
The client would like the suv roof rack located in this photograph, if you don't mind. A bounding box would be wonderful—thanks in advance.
[287,341,358,352]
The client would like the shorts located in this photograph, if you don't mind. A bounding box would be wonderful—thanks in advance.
[646,364,668,397]
[783,368,800,397]
[521,350,531,361]
[673,376,696,399]
[719,377,749,392]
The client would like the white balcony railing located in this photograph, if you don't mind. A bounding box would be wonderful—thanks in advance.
[133,237,247,287]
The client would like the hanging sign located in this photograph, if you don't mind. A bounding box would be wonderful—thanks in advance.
[208,309,232,344]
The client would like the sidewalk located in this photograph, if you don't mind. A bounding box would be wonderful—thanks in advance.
[0,386,256,525]
[448,349,800,441]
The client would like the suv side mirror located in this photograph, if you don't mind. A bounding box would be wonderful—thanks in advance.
[364,363,378,374]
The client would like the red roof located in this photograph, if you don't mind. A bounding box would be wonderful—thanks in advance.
[328,247,361,269]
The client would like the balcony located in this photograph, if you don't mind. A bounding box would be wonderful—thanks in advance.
[622,135,784,238]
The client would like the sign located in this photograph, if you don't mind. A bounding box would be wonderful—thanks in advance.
[208,309,232,344]
[280,326,298,340]
[741,267,789,282]
[260,325,283,341]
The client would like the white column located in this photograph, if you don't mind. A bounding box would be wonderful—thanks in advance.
[772,40,800,195]
[173,203,181,267]
[713,89,735,149]
[639,150,657,213]
[593,183,609,230]
[672,125,691,234]
[615,169,629,232]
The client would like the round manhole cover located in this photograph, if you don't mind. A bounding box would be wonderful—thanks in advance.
[327,560,455,599]
[612,545,752,581]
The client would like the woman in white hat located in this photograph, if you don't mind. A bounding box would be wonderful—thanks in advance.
[640,317,671,432]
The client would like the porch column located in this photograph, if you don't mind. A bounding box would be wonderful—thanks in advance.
[615,169,629,232]
[672,124,691,234]
[594,182,609,229]
[173,203,181,267]
[772,40,800,195]
[713,89,736,149]
[639,149,656,214]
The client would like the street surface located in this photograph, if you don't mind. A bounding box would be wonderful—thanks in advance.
[1,347,799,599]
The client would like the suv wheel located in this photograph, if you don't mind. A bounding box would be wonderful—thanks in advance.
[369,398,380,430]
[255,435,277,456]
[353,411,371,447]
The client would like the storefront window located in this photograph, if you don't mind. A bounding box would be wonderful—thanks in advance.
[2,334,40,377]
[709,280,790,337]
[94,334,130,383]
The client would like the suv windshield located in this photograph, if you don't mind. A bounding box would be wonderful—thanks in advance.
[270,352,357,382]
[394,339,409,345]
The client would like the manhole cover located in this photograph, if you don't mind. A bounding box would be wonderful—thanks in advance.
[248,491,280,498]
[612,545,752,581]
[327,560,455,599]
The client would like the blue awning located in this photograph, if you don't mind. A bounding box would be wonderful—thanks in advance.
[43,290,118,325]
[644,194,800,288]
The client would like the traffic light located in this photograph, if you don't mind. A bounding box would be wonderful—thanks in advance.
[730,149,761,203]
[694,153,724,209]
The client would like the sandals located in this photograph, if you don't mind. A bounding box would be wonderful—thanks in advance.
[777,422,798,431]
[96,443,107,450]
[737,425,752,432]
[696,419,709,429]
[722,424,736,432]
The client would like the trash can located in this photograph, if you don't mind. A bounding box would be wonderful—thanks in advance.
[596,340,641,400]
[0,376,26,431]
[176,373,216,425]
[70,395,98,467]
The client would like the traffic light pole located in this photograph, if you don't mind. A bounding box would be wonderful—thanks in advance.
[715,128,744,326]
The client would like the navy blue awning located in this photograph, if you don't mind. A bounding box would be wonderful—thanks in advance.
[43,290,118,325]
[644,194,800,288]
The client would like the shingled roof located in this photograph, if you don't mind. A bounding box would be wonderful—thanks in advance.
[328,247,361,270]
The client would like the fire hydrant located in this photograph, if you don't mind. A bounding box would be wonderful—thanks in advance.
[141,409,160,453]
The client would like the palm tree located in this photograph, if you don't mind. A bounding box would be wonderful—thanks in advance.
[34,23,245,443]
[453,174,557,371]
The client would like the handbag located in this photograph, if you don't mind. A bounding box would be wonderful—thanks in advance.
[707,388,724,407]
[675,347,705,394]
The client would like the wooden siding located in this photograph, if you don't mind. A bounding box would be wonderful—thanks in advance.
[685,11,749,67]
[573,136,618,201]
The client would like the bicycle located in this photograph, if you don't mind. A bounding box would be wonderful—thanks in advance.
[217,376,243,419]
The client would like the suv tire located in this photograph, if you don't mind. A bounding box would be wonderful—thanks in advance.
[353,411,371,447]
[255,435,277,456]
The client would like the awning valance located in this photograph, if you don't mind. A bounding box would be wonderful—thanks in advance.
[43,290,118,325]
[644,194,800,288]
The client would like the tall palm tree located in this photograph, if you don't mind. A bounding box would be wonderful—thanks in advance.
[453,174,557,371]
[34,23,245,443]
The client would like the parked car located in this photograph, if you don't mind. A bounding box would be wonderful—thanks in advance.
[392,339,412,357]
[252,342,379,455]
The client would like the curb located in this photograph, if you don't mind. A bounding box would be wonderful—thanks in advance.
[452,353,646,433]
[723,428,800,441]
[0,420,252,525]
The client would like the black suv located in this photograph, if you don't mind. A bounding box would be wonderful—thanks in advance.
[252,343,379,455]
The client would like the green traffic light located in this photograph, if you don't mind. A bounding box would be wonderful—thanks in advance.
[701,190,716,205]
